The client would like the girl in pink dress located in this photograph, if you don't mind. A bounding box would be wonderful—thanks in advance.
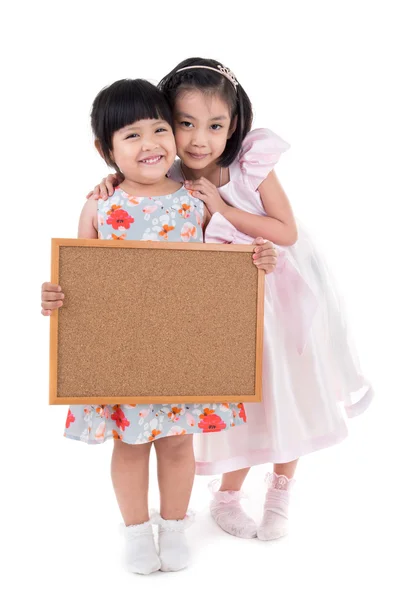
[89,58,372,542]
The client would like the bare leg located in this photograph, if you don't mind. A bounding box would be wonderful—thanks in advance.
[153,435,195,572]
[111,439,152,526]
[111,439,160,574]
[220,467,251,492]
[154,434,195,519]
[274,459,298,479]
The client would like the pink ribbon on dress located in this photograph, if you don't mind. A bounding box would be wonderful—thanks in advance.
[205,212,318,354]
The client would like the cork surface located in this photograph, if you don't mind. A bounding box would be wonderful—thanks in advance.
[55,242,259,401]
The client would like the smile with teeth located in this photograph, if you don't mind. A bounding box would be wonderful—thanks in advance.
[140,155,163,164]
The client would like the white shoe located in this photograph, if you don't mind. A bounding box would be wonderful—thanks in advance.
[152,511,195,572]
[121,520,161,575]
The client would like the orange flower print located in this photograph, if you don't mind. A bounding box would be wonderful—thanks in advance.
[167,426,187,436]
[111,233,127,240]
[159,224,175,240]
[127,196,142,206]
[199,407,215,420]
[106,204,122,214]
[65,409,75,429]
[148,429,162,441]
[178,203,191,219]
[94,405,110,419]
[106,208,134,231]
[238,403,247,422]
[111,407,130,431]
[168,406,184,422]
[112,430,123,440]
[198,413,227,433]
[181,222,197,241]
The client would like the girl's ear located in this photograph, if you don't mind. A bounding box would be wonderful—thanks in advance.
[227,115,238,139]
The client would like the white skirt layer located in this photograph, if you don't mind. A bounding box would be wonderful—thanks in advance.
[194,216,373,475]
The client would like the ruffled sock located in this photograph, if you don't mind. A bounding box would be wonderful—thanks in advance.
[152,511,195,572]
[209,479,257,539]
[257,472,295,541]
[121,520,161,575]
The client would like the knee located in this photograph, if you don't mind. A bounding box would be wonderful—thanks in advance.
[112,439,151,460]
[155,435,194,462]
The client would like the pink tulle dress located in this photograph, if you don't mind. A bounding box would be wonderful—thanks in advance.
[168,128,372,475]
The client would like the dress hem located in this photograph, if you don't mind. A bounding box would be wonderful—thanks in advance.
[344,384,373,418]
[194,422,349,475]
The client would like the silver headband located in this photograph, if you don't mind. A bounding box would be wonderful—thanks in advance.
[176,64,239,91]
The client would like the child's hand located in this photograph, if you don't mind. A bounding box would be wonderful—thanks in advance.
[184,178,227,215]
[86,172,124,201]
[41,283,64,316]
[252,238,278,274]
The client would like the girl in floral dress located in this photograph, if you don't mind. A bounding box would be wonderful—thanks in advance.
[40,78,276,574]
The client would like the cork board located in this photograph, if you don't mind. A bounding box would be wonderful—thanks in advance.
[49,239,264,405]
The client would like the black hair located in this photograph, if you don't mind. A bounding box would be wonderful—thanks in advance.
[91,78,173,170]
[158,57,253,167]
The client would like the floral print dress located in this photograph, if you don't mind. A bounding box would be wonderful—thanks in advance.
[64,185,247,445]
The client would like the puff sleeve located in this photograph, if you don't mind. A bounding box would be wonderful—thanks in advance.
[236,128,290,190]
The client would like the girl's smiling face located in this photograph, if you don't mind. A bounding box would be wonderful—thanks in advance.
[173,90,236,171]
[107,118,177,185]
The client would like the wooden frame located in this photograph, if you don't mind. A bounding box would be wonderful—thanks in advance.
[50,239,264,405]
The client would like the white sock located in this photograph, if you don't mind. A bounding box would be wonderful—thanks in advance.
[209,479,257,539]
[121,520,161,575]
[152,512,194,572]
[257,473,295,541]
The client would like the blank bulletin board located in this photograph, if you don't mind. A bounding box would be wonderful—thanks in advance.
[49,239,264,405]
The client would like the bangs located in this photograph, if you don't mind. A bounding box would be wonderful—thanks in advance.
[103,80,172,136]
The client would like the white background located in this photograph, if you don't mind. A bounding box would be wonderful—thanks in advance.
[1,1,399,598]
